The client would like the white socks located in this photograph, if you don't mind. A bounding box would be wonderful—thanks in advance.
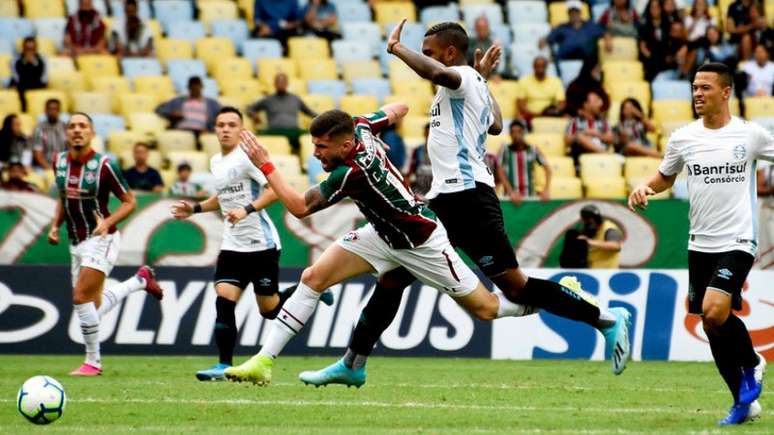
[258,283,321,359]
[98,275,145,317]
[74,302,101,367]
[494,289,537,318]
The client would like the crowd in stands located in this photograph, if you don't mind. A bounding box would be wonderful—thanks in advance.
[0,0,771,204]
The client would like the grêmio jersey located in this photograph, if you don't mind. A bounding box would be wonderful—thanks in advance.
[659,117,774,255]
[53,150,129,245]
[426,65,495,199]
[319,111,438,249]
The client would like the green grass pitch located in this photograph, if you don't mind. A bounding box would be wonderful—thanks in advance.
[1,355,771,434]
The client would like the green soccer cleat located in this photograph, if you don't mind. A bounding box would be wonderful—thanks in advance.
[223,355,273,386]
[299,358,366,388]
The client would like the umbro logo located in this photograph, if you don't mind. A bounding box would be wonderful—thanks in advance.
[717,268,733,280]
[258,278,272,287]
[479,256,494,267]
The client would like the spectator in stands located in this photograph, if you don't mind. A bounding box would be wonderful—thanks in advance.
[753,7,773,58]
[741,44,774,96]
[247,73,318,153]
[10,37,47,112]
[566,90,613,164]
[639,0,672,80]
[614,98,661,157]
[541,0,604,60]
[156,76,221,135]
[497,120,551,206]
[565,56,610,117]
[111,0,153,59]
[380,122,406,170]
[578,204,623,269]
[404,124,433,200]
[517,56,566,123]
[1,160,37,192]
[598,0,640,38]
[467,16,494,65]
[123,142,163,193]
[31,99,67,171]
[695,25,737,66]
[726,0,756,61]
[654,20,691,80]
[169,162,206,198]
[302,0,339,41]
[0,115,31,169]
[64,0,108,57]
[253,0,301,46]
[661,0,683,24]
[684,0,716,43]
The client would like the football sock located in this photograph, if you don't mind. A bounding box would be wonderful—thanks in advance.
[596,310,618,329]
[343,348,369,370]
[74,302,101,368]
[494,289,535,318]
[348,282,406,358]
[706,321,741,403]
[214,297,237,366]
[262,285,297,320]
[519,277,601,327]
[97,275,145,317]
[723,314,759,368]
[258,283,320,359]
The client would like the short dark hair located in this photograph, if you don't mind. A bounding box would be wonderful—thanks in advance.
[45,98,61,108]
[188,76,202,87]
[177,162,191,172]
[68,112,93,127]
[216,106,243,121]
[22,36,35,45]
[425,22,469,54]
[580,204,602,224]
[309,110,354,139]
[619,98,644,124]
[134,142,149,151]
[125,0,137,7]
[510,119,527,131]
[695,62,732,88]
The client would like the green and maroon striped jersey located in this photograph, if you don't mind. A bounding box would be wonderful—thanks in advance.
[53,149,130,245]
[319,111,437,249]
[498,144,546,196]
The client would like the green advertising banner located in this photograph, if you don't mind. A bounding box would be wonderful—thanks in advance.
[0,192,690,268]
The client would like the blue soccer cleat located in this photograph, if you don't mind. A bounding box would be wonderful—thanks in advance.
[601,307,632,375]
[299,358,366,388]
[739,351,766,405]
[196,363,230,381]
[718,403,752,426]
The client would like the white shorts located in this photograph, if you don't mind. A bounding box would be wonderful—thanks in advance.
[69,232,121,288]
[336,223,479,297]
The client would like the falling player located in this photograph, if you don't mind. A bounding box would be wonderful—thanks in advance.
[48,112,164,376]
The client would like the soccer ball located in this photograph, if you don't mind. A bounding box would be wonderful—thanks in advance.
[17,376,66,424]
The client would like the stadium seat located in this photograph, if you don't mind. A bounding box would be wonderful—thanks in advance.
[384,22,425,51]
[46,56,75,74]
[200,133,220,156]
[299,95,336,128]
[273,155,302,177]
[308,80,347,102]
[342,60,381,82]
[624,156,661,180]
[340,95,378,115]
[526,133,566,157]
[118,149,162,171]
[66,0,107,16]
[532,117,568,134]
[651,100,694,124]
[746,97,774,119]
[652,80,692,101]
[210,19,249,52]
[92,114,125,139]
[509,43,553,77]
[388,59,420,82]
[23,0,65,18]
[584,177,627,199]
[384,94,432,117]
[336,1,372,23]
[579,154,624,181]
[167,59,208,92]
[195,37,236,71]
[121,58,163,80]
[288,37,330,61]
[298,58,338,81]
[107,130,145,154]
[332,40,373,63]
[627,176,671,199]
[599,37,639,62]
[507,0,548,24]
[391,79,434,99]
[33,18,66,51]
[545,156,576,178]
[221,79,262,98]
[341,22,383,55]
[77,55,120,78]
[463,4,504,29]
[167,151,209,172]
[255,135,292,156]
[352,78,392,104]
[72,92,112,115]
[134,76,176,101]
[26,90,67,118]
[0,39,12,56]
[400,116,428,138]
[155,0,195,33]
[299,133,314,160]
[548,1,590,26]
[0,89,21,114]
[198,0,238,27]
[213,57,254,86]
[257,58,297,86]
[0,1,19,16]
[157,130,196,152]
[242,39,283,64]
[608,81,651,108]
[420,5,460,26]
[559,60,584,87]
[286,77,307,96]
[549,176,583,199]
[119,93,158,117]
[168,21,206,42]
[602,61,644,83]
[156,39,194,63]
[0,18,34,41]
[15,113,34,136]
[374,2,416,26]
[511,22,552,45]
[48,71,88,93]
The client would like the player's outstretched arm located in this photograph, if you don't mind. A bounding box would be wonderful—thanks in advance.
[628,171,676,211]
[473,44,502,80]
[387,18,462,90]
[224,188,278,224]
[172,195,220,220]
[380,102,409,126]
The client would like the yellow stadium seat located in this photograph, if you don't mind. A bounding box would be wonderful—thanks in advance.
[288,37,330,61]
[746,97,774,119]
[608,81,651,108]
[299,95,336,128]
[383,94,432,117]
[391,79,434,98]
[297,58,338,81]
[545,156,575,178]
[119,93,158,117]
[47,56,76,73]
[659,120,688,140]
[213,57,254,85]
[199,0,238,26]
[16,37,55,56]
[195,37,236,71]
[286,77,307,95]
[91,76,131,112]
[118,149,163,170]
[72,92,112,114]
[485,133,507,154]
[299,133,314,161]
[549,1,590,26]
[627,176,671,199]
[157,130,197,152]
[48,71,89,93]
[25,90,67,117]
[526,133,566,157]
[399,116,428,138]
[342,61,381,82]
[730,98,740,116]
[599,37,639,62]
[256,135,292,155]
[340,95,379,115]
[584,177,627,199]
[156,39,193,63]
[374,2,416,26]
[286,174,310,191]
[273,155,302,177]
[549,176,583,199]
[127,112,167,136]
[146,19,162,43]
[531,117,568,134]
[16,113,34,136]
[579,153,624,181]
[218,95,251,113]
[0,0,19,16]
[200,133,220,156]
[134,76,176,101]
[624,156,661,179]
[23,170,46,191]
[0,89,21,114]
[651,100,694,124]
[77,55,120,78]
[0,54,9,82]
[388,59,418,82]
[108,130,146,154]
[23,0,64,18]
[166,151,209,172]
[489,80,520,119]
[257,58,297,86]
[602,61,644,83]
[221,79,263,99]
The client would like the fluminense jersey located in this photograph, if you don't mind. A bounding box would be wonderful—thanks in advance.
[210,146,280,253]
[319,110,438,249]
[426,65,495,198]
[54,150,129,245]
[659,117,774,255]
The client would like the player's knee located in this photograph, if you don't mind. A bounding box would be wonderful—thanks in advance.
[300,266,326,291]
[72,289,90,305]
[702,304,729,332]
[472,306,497,321]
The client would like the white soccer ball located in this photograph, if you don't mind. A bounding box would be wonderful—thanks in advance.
[17,375,66,425]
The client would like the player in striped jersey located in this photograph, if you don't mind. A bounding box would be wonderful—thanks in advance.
[498,120,551,205]
[223,104,535,385]
[48,113,164,376]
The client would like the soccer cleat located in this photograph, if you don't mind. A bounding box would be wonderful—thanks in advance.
[739,351,766,405]
[601,307,632,375]
[718,403,751,426]
[69,363,102,376]
[299,358,366,388]
[224,355,272,385]
[745,400,762,422]
[195,363,231,381]
[136,266,164,300]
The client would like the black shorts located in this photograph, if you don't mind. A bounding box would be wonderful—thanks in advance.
[429,182,519,278]
[687,250,754,314]
[214,249,280,296]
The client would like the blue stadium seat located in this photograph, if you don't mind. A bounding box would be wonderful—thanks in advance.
[0,18,34,42]
[121,58,163,79]
[652,80,692,101]
[0,39,13,55]
[110,0,151,20]
[66,0,108,16]
[507,1,549,24]
[490,23,512,48]
[592,3,610,21]
[167,59,208,92]
[202,78,220,99]
[242,39,283,64]
[463,4,504,29]
[510,43,553,77]
[33,18,67,52]
[167,21,206,42]
[420,5,460,27]
[559,60,584,86]
[308,80,347,102]
[341,22,383,55]
[210,19,250,52]
[335,2,372,23]
[352,78,391,104]
[383,22,424,51]
[332,39,373,62]
[154,0,195,33]
[511,22,552,45]
[92,114,126,139]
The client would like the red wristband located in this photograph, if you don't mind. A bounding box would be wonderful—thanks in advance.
[260,162,275,175]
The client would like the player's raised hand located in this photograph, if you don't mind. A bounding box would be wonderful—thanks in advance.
[171,201,194,220]
[224,208,247,225]
[628,185,655,211]
[91,211,110,237]
[387,18,406,54]
[240,130,270,167]
[47,226,60,245]
[474,43,502,80]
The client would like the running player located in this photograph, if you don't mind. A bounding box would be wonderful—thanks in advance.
[299,21,631,388]
[47,112,163,376]
[223,104,537,385]
[629,62,768,425]
[171,107,333,381]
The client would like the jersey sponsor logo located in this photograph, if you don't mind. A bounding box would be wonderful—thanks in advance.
[716,268,733,280]
[444,178,459,184]
[218,183,245,195]
[342,231,359,242]
[430,104,440,117]
[733,144,747,161]
[686,162,747,184]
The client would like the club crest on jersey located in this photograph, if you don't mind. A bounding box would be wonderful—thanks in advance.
[228,168,238,180]
[733,144,746,160]
[57,158,67,169]
[342,231,359,242]
[87,160,98,170]
[84,171,96,184]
